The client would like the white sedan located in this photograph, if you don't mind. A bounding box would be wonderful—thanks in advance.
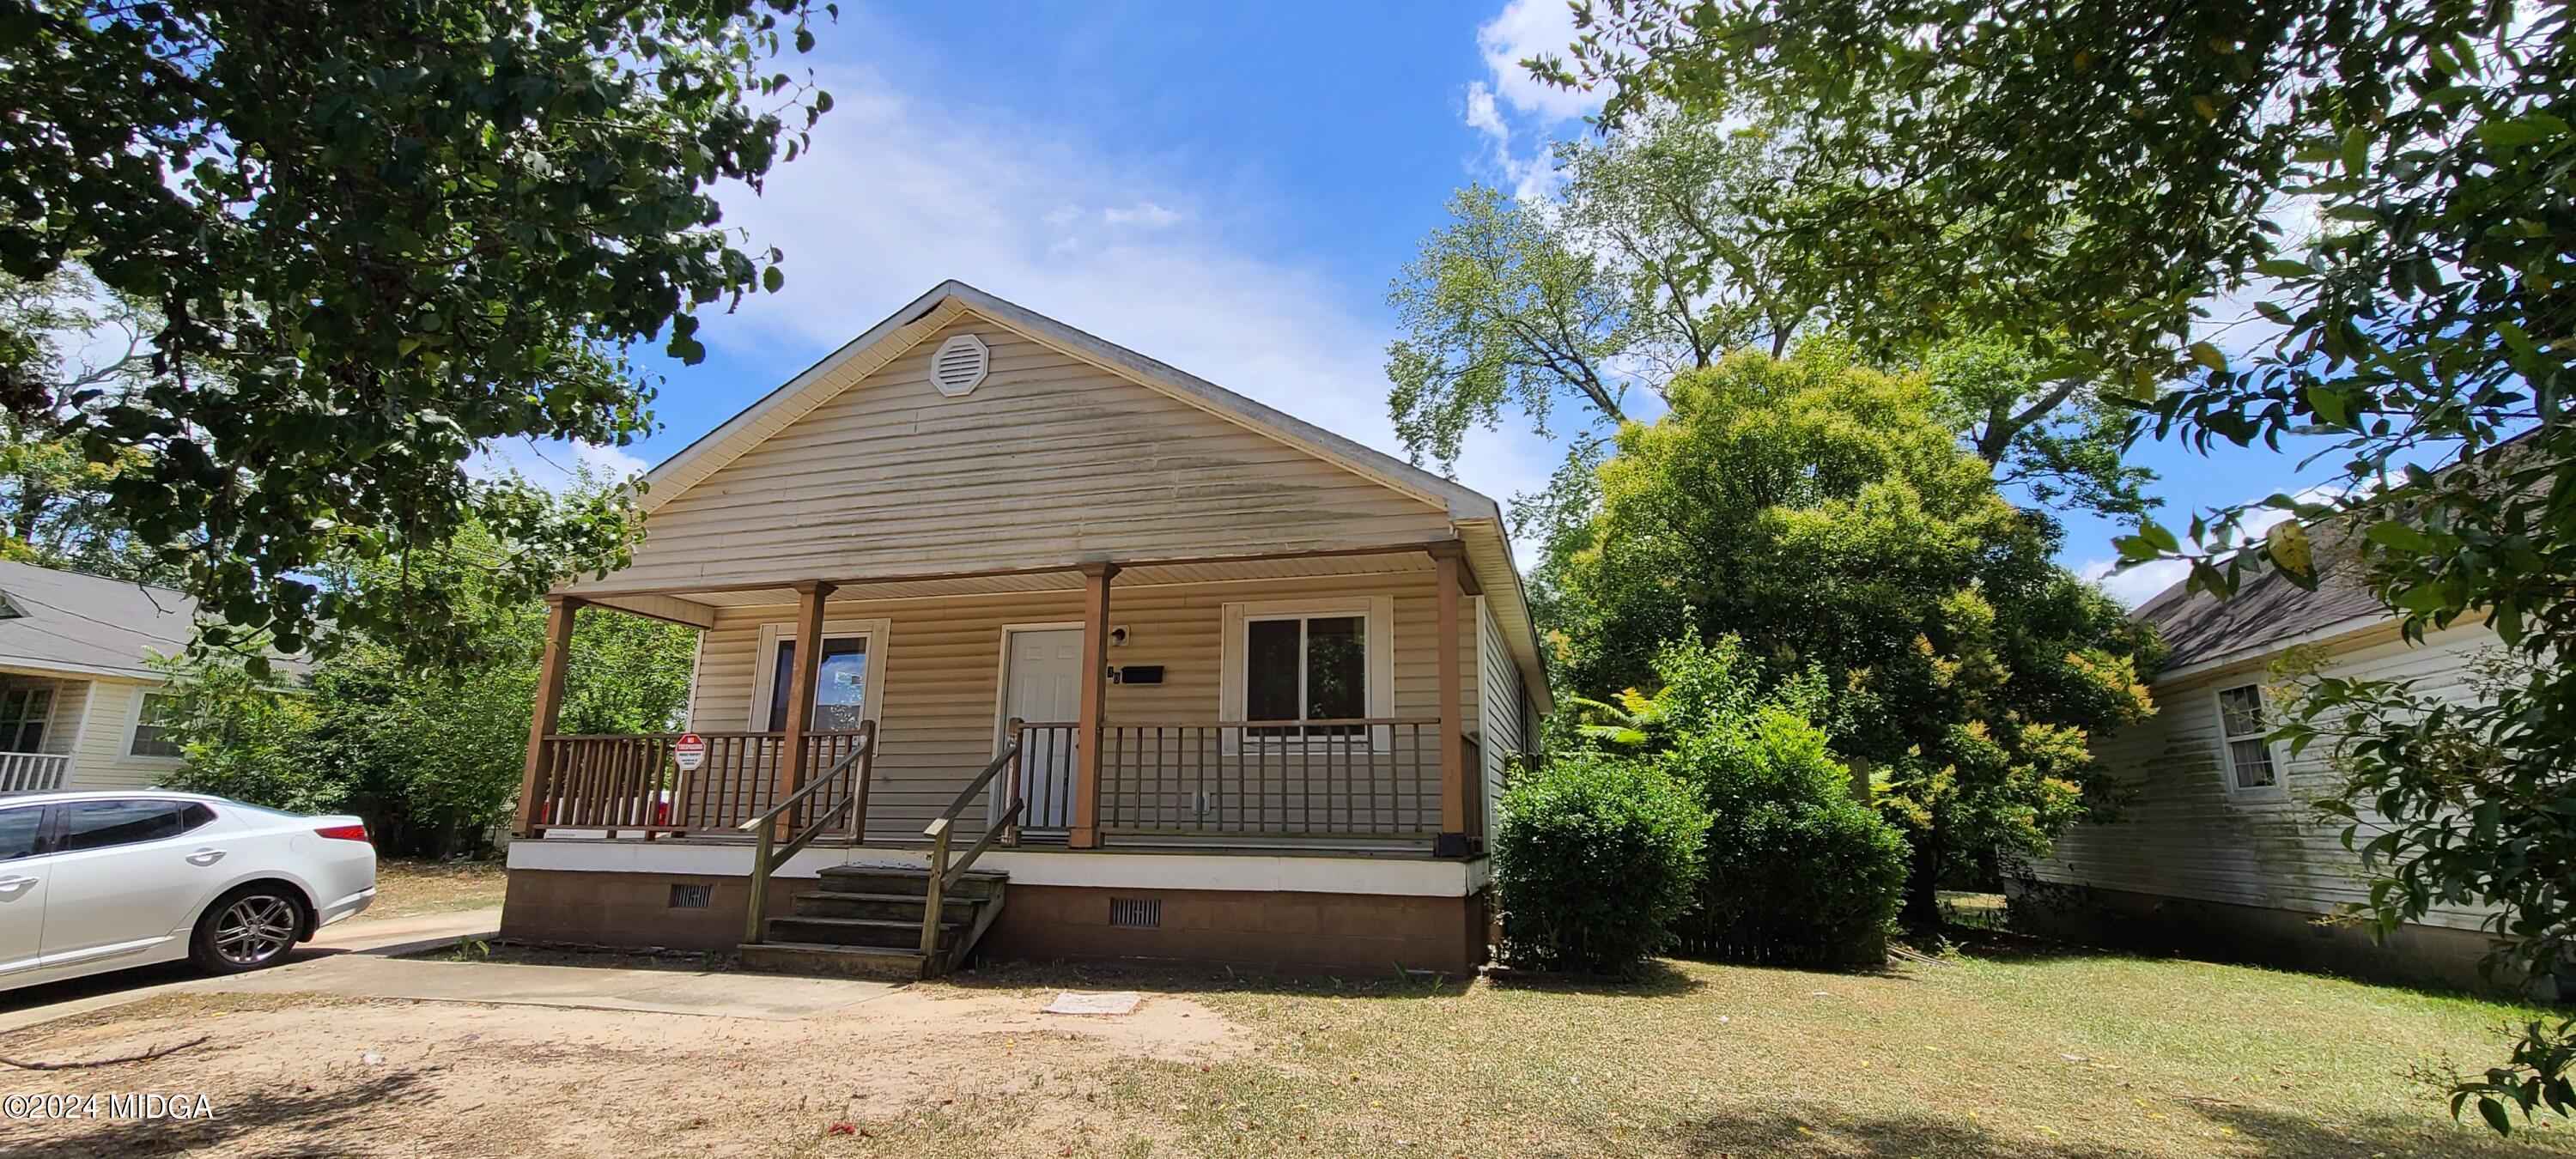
[0,791,376,992]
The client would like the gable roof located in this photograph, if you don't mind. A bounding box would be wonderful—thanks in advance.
[636,281,1552,710]
[2134,529,2390,674]
[0,560,198,680]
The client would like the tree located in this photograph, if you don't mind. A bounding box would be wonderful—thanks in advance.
[0,1,835,665]
[1385,106,2155,518]
[1553,0,2573,1129]
[165,473,697,854]
[0,271,179,581]
[1539,345,2159,931]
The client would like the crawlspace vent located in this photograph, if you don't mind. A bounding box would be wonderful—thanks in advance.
[1109,896,1162,928]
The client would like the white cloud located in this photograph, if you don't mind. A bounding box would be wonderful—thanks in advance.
[1101,202,1182,228]
[692,65,1540,519]
[1464,81,1509,144]
[1476,0,1601,123]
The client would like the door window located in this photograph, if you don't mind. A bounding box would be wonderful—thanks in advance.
[767,636,870,731]
[56,798,204,853]
[0,806,40,862]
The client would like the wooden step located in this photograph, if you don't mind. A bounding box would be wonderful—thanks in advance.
[738,941,925,981]
[790,890,979,922]
[765,914,968,950]
[813,865,1007,901]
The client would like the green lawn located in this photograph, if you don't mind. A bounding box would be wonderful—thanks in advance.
[889,938,2571,1157]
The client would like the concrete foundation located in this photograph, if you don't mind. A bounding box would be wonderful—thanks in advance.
[2005,878,2524,994]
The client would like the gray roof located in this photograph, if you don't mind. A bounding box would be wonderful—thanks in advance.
[0,561,200,680]
[2135,530,2391,671]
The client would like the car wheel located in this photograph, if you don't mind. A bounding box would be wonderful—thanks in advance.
[190,886,305,974]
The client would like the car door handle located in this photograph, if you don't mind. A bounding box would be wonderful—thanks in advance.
[0,876,35,897]
[185,848,226,866]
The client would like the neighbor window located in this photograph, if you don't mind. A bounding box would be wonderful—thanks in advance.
[0,684,52,753]
[2216,683,2279,791]
[129,690,185,758]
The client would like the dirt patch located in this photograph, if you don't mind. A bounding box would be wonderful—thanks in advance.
[398,939,735,973]
[0,980,1244,1156]
[366,859,507,919]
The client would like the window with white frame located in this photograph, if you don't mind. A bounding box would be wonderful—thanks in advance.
[130,689,185,758]
[2215,683,2279,791]
[1221,598,1393,743]
[0,684,51,753]
[748,619,889,733]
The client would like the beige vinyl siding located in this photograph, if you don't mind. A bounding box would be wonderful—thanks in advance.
[1473,595,1525,840]
[2031,619,2502,932]
[687,571,1474,842]
[592,317,1455,593]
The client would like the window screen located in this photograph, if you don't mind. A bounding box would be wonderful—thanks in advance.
[2216,684,2277,790]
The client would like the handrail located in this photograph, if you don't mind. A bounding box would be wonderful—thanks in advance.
[920,723,1024,961]
[739,720,877,945]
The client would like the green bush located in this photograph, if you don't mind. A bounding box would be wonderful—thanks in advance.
[1563,632,1910,968]
[1669,704,1909,966]
[1492,751,1710,974]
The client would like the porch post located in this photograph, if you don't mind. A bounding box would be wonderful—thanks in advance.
[514,596,581,838]
[776,580,835,832]
[1070,561,1116,849]
[1434,545,1470,857]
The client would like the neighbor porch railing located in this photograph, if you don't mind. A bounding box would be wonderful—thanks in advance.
[1017,718,1460,842]
[526,728,873,835]
[0,751,68,794]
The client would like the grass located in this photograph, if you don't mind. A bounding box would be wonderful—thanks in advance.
[886,938,2575,1158]
[367,858,507,918]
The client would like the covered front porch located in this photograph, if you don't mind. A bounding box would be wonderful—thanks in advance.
[511,541,1504,859]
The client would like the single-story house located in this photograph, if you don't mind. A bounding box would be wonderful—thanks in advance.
[0,560,208,795]
[2014,542,2509,989]
[500,281,1550,978]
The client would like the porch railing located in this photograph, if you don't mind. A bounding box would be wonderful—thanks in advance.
[527,728,872,835]
[0,751,68,795]
[1018,718,1449,841]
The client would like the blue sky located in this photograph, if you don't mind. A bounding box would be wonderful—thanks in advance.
[516,0,2354,606]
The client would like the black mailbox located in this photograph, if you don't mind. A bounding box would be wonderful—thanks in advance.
[1115,664,1165,685]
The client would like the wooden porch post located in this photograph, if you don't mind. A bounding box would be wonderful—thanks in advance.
[514,596,581,838]
[1434,546,1470,857]
[776,580,835,832]
[1069,561,1116,849]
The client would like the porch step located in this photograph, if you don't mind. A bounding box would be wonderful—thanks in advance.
[745,866,1012,980]
[814,865,1008,901]
[792,890,980,923]
[737,941,926,981]
[765,914,970,951]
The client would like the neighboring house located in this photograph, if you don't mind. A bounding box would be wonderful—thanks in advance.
[501,282,1551,978]
[0,560,205,795]
[2014,543,2510,989]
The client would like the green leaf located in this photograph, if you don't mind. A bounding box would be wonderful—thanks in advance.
[2480,1096,2512,1135]
[2363,521,2436,554]
[2186,342,2227,372]
[2255,258,2314,279]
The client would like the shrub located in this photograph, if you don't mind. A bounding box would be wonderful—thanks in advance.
[1492,751,1710,974]
[1561,632,1910,968]
[1668,704,1910,966]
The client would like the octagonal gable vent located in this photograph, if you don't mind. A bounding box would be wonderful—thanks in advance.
[931,333,990,397]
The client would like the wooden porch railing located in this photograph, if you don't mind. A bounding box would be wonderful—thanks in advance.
[919,723,1024,973]
[0,752,68,795]
[526,728,872,835]
[740,722,880,944]
[1019,718,1450,841]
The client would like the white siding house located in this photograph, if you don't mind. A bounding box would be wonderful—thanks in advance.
[0,561,217,794]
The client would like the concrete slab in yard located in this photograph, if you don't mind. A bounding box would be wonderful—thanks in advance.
[214,956,901,1020]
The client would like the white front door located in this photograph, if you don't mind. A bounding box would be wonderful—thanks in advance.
[1000,628,1084,830]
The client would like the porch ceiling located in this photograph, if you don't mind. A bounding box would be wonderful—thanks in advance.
[577,548,1439,617]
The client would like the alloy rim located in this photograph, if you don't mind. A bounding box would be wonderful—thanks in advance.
[214,895,296,966]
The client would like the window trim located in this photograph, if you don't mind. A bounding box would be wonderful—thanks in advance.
[123,686,185,764]
[1218,596,1394,752]
[745,617,891,733]
[2213,682,2287,798]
